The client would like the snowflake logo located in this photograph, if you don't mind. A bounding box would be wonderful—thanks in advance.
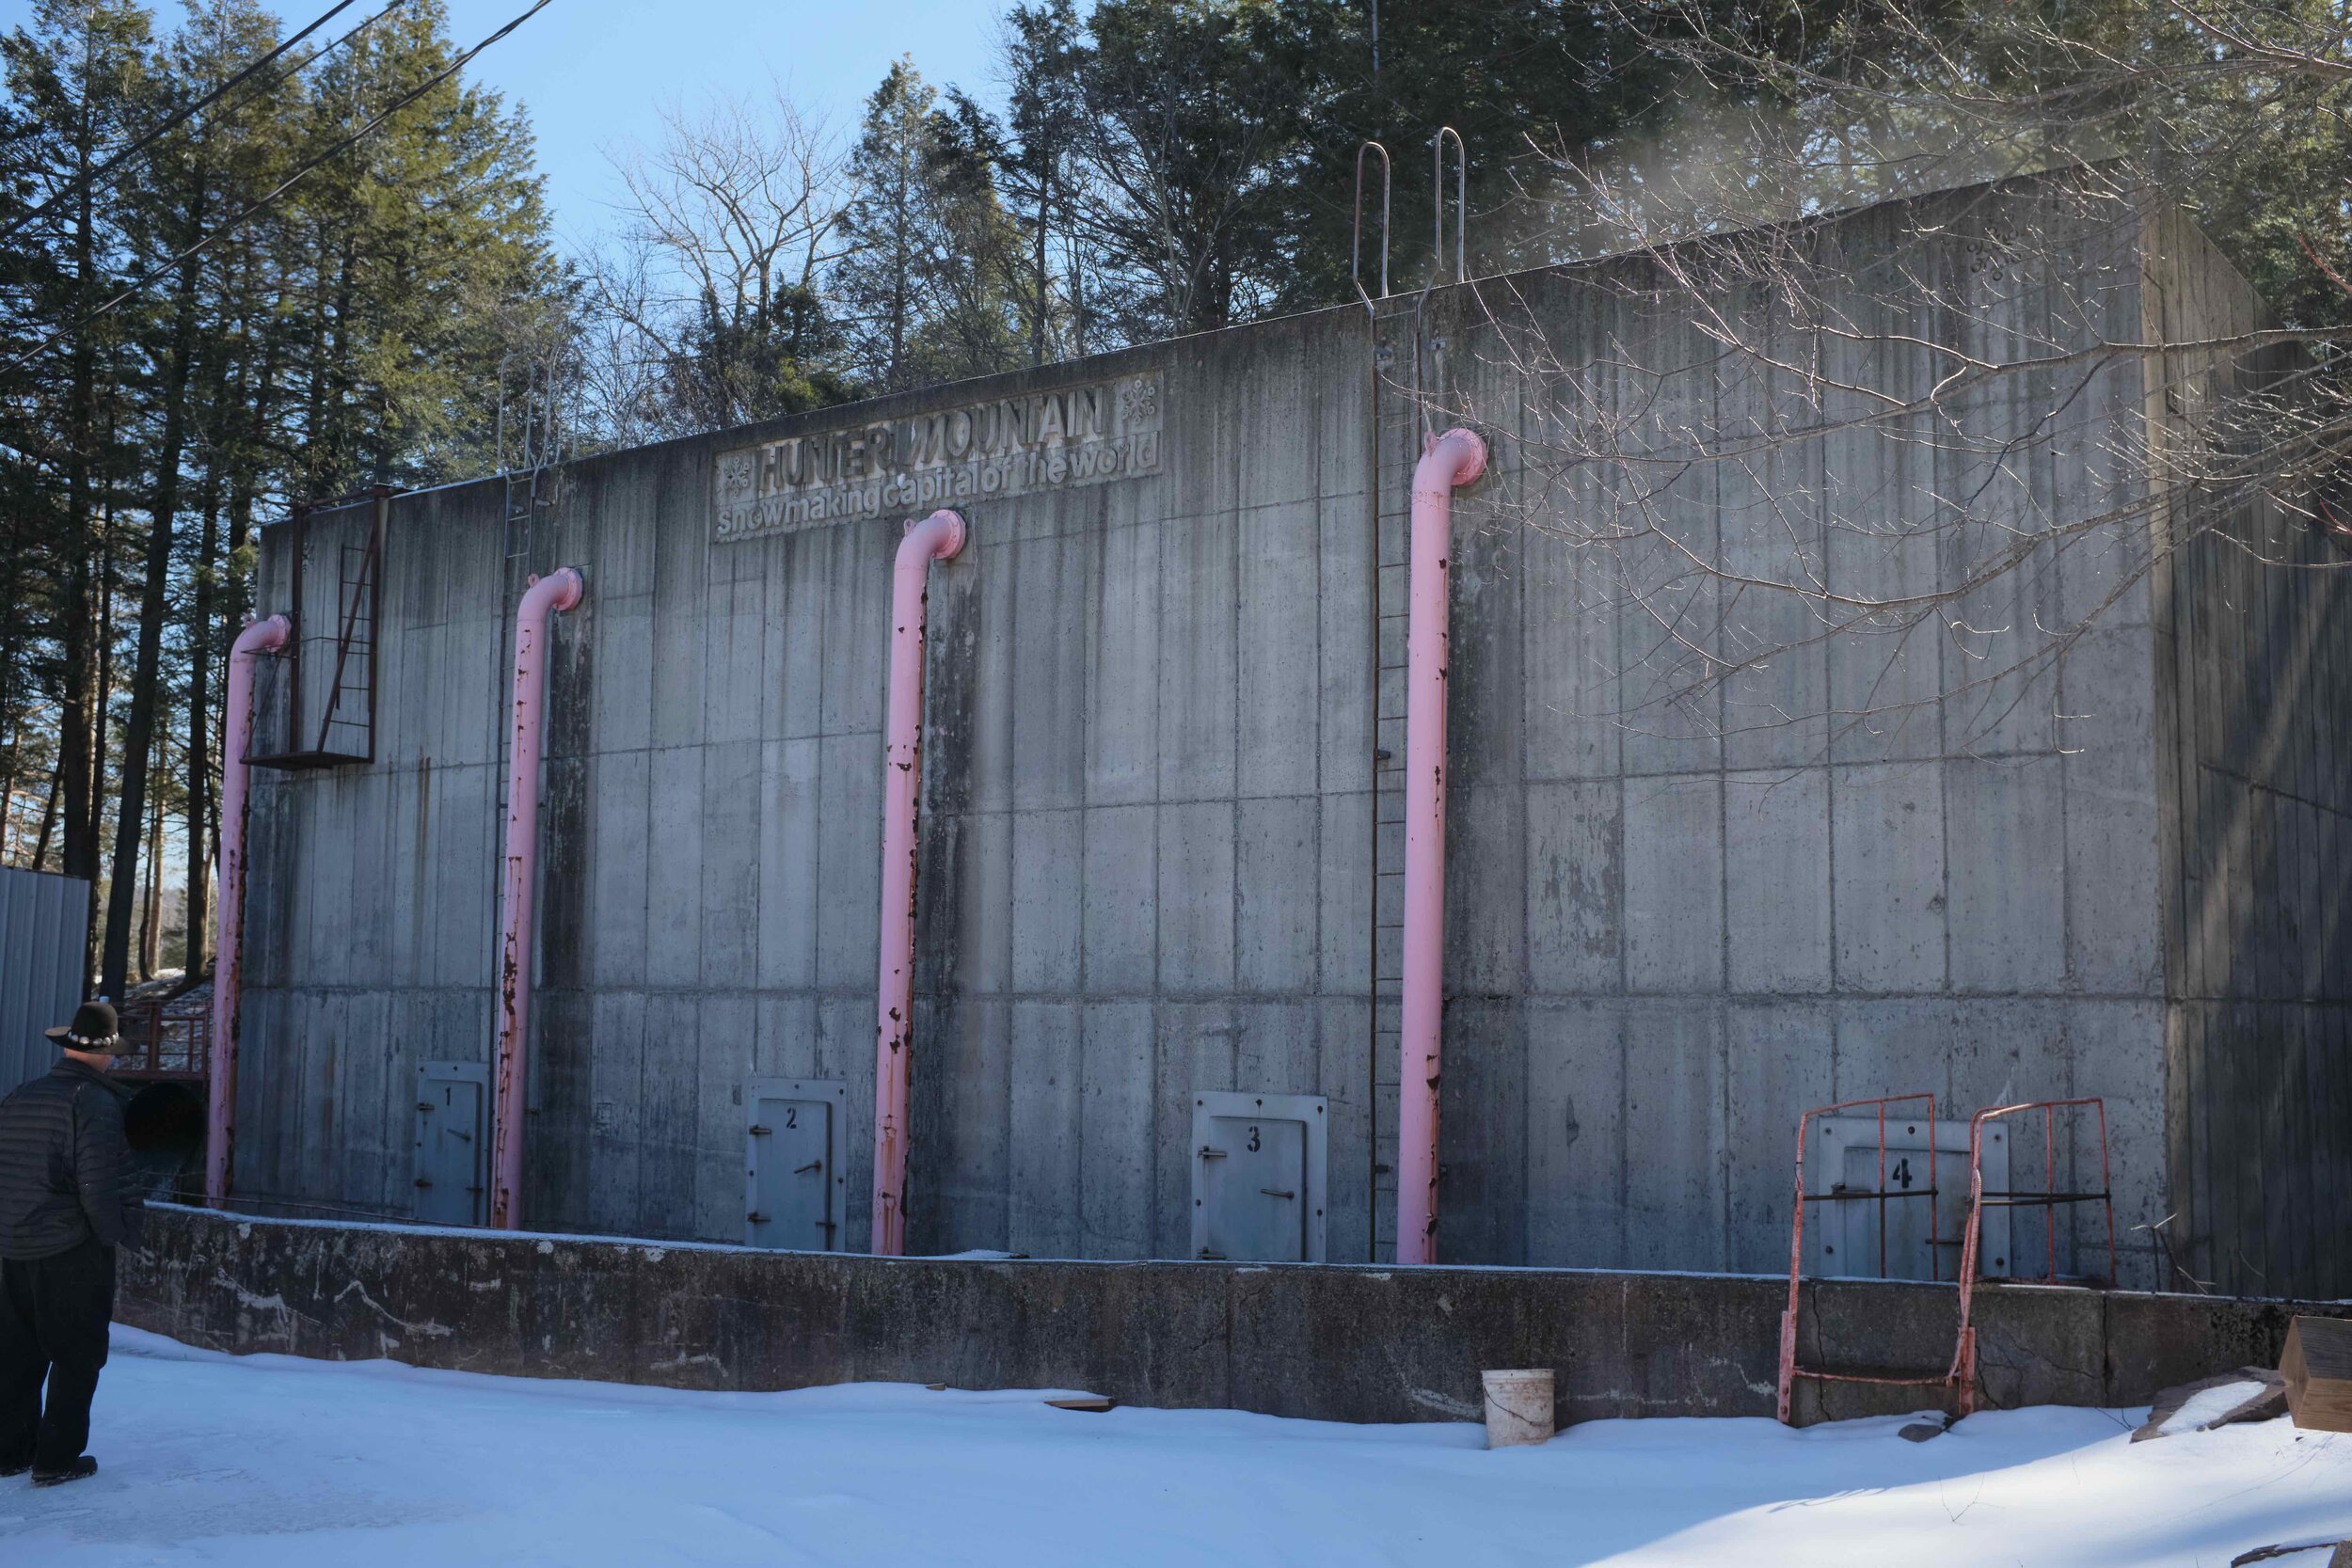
[1120,375,1160,427]
[718,451,757,500]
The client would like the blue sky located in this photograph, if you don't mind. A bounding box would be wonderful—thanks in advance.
[2,0,1014,244]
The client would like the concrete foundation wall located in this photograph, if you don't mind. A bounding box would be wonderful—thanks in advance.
[120,1204,2342,1429]
[228,176,2329,1284]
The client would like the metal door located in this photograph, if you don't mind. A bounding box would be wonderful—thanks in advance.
[412,1062,489,1226]
[1809,1115,2010,1281]
[1190,1091,1328,1262]
[745,1078,846,1251]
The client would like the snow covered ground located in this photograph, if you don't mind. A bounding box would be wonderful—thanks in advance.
[4,1326,2346,1566]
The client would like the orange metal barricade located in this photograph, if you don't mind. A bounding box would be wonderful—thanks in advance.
[1776,1093,1957,1425]
[1947,1099,2117,1415]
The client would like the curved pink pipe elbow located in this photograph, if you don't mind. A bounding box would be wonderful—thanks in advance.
[205,613,291,1209]
[489,567,585,1230]
[1395,427,1487,1265]
[871,508,967,1256]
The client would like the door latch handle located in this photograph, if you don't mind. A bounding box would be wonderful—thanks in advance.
[1199,1146,1227,1159]
[793,1160,822,1175]
[1260,1188,1295,1200]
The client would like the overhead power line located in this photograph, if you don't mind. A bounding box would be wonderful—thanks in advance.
[5,0,556,377]
[0,0,402,251]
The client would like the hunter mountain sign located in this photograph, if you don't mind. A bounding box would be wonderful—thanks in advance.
[713,372,1164,543]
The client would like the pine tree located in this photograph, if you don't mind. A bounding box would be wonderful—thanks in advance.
[99,0,243,995]
[835,60,936,394]
[289,0,562,495]
[0,0,155,983]
[834,57,1024,393]
[999,1,1088,365]
[0,0,568,1001]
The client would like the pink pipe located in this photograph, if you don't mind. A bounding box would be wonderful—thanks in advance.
[1394,427,1487,1265]
[871,507,967,1256]
[205,613,292,1209]
[489,567,585,1230]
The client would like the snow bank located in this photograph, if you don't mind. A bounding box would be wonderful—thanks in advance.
[0,1326,2344,1565]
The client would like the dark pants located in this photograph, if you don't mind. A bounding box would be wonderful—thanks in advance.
[0,1237,115,1473]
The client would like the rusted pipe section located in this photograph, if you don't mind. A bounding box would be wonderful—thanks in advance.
[870,507,967,1256]
[1394,427,1487,1265]
[205,613,291,1209]
[489,566,585,1230]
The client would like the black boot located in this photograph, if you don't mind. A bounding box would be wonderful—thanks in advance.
[0,1458,28,1479]
[31,1455,96,1487]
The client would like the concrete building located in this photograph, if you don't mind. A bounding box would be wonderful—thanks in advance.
[226,173,2352,1296]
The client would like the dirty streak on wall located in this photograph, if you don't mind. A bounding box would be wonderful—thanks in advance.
[230,175,2344,1285]
[907,320,1372,1260]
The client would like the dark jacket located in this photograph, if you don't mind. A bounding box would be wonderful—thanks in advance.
[0,1058,142,1260]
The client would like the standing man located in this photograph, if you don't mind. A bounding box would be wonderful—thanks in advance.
[0,999,142,1488]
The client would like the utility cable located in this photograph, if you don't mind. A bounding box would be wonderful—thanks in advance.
[0,0,395,250]
[4,0,555,376]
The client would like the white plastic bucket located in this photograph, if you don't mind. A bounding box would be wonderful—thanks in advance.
[1482,1368,1555,1449]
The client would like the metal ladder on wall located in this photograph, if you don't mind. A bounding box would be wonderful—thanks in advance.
[247,489,388,770]
[1370,319,1409,1259]
[497,345,567,581]
[489,348,570,1000]
[1359,133,1470,1261]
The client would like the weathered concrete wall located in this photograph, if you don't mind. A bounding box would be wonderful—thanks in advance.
[889,318,1377,1261]
[227,174,2339,1285]
[2143,205,2352,1299]
[119,1204,2344,1429]
[241,479,513,1219]
[1362,179,2177,1279]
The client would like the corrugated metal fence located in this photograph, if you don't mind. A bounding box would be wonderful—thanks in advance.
[1,867,89,1091]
